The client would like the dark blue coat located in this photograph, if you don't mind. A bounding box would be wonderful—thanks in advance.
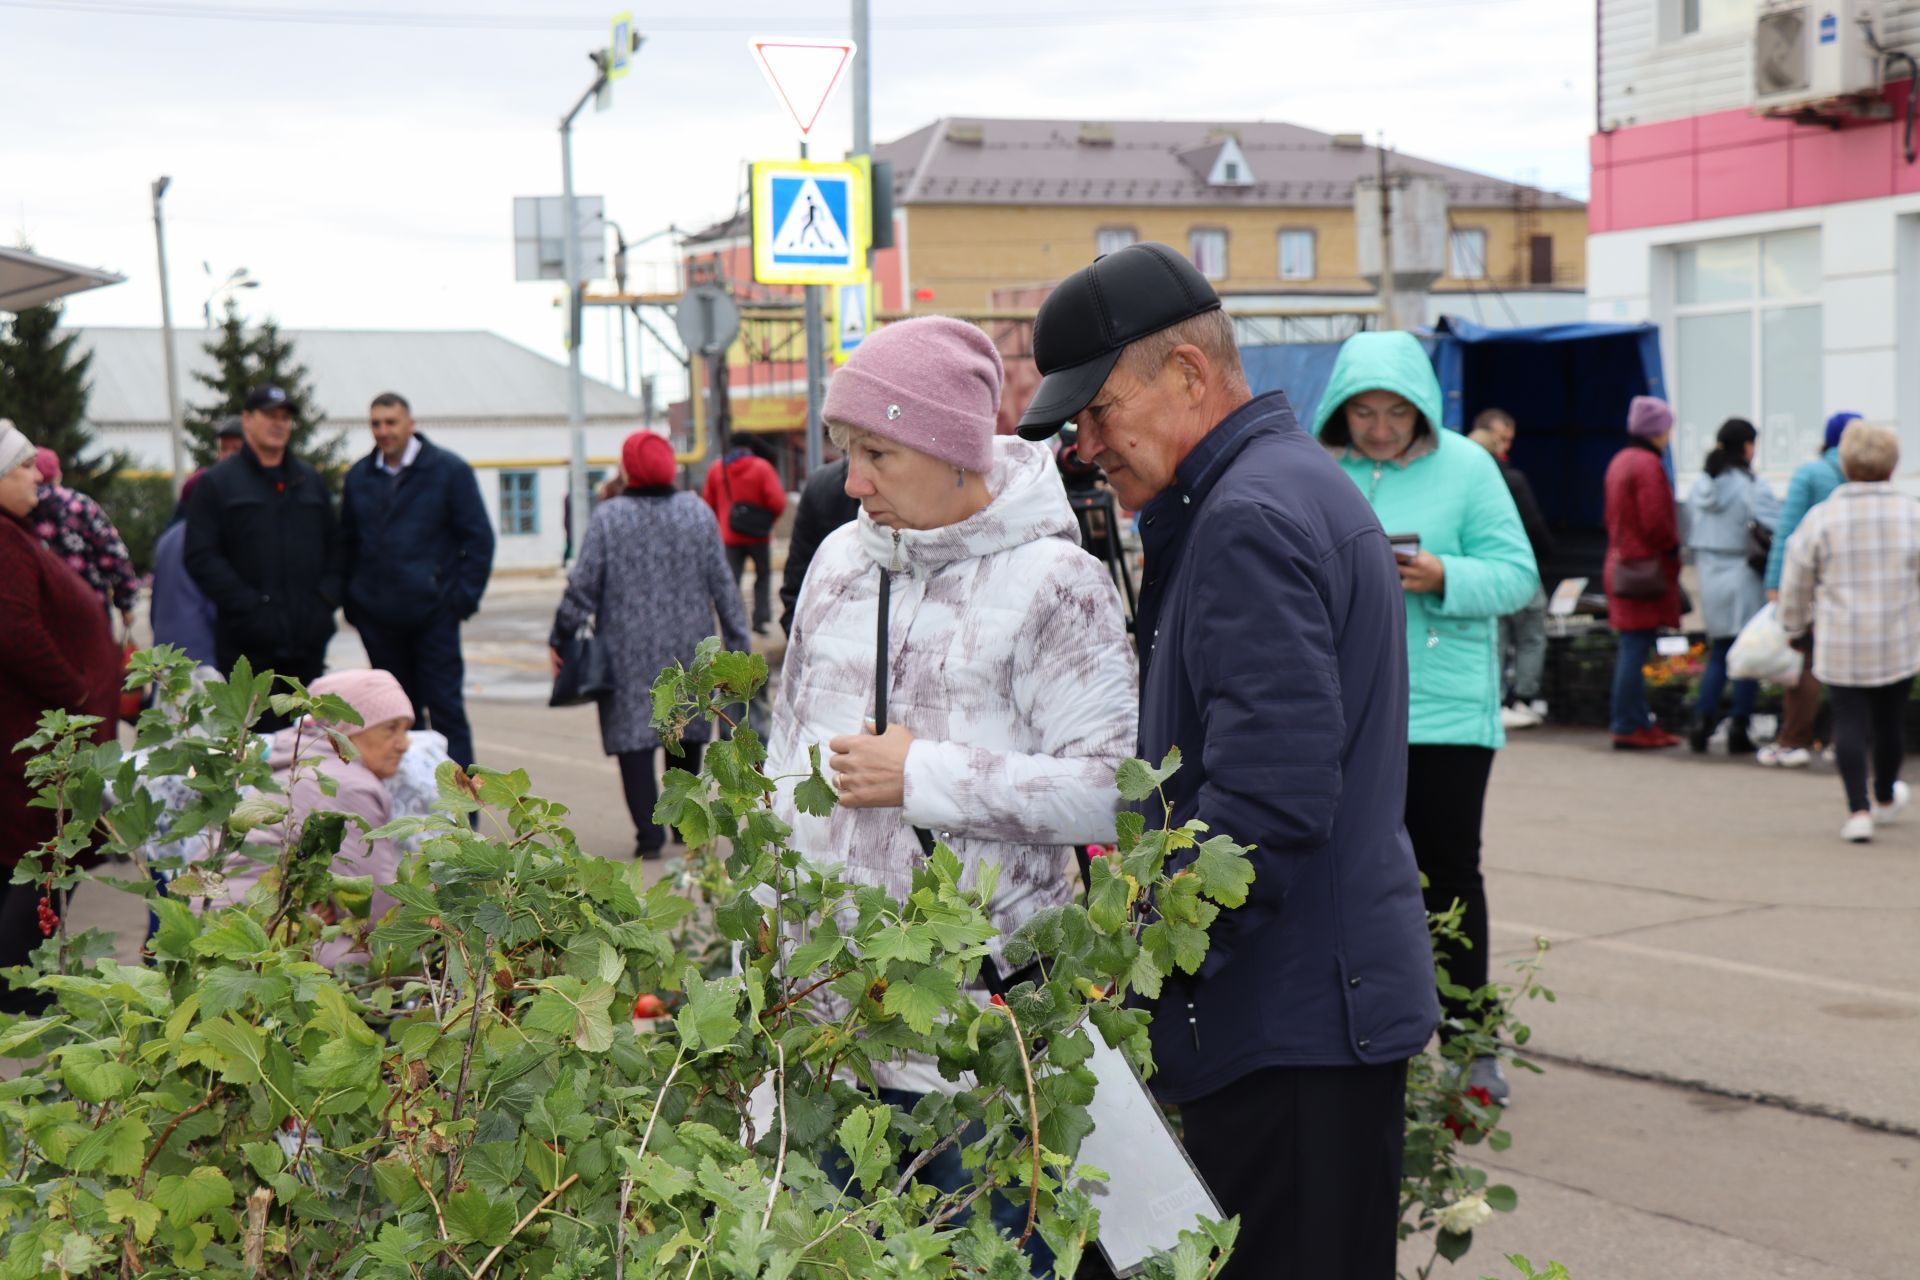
[340,434,495,630]
[149,520,217,667]
[1135,392,1439,1104]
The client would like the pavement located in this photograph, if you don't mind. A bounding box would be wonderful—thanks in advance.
[68,573,1919,1279]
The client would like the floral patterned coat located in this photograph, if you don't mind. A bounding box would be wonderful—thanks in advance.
[32,481,137,614]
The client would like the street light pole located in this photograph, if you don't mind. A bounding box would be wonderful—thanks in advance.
[150,177,187,500]
[852,0,871,156]
[801,138,826,476]
[560,52,610,559]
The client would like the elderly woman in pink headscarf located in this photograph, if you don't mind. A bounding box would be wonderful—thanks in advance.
[203,669,415,965]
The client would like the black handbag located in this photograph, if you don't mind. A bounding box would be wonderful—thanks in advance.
[549,620,615,707]
[1745,520,1774,575]
[722,456,777,541]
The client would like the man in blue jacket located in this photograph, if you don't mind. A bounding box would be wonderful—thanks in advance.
[340,392,495,768]
[1019,243,1437,1278]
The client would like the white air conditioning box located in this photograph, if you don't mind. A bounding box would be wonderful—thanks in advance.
[1752,0,1883,112]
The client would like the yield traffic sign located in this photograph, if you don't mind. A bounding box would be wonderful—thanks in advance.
[750,158,870,286]
[748,36,857,139]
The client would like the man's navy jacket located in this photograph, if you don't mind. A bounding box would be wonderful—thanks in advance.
[1134,391,1440,1104]
[340,433,495,630]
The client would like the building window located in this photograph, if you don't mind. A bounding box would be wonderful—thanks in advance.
[1096,226,1137,257]
[1672,229,1823,473]
[1676,0,1750,37]
[1449,228,1489,280]
[498,470,539,535]
[1189,228,1228,281]
[1278,229,1316,281]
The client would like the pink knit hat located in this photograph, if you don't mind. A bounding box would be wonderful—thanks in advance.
[34,448,60,483]
[1627,395,1674,439]
[822,316,1002,473]
[310,670,414,737]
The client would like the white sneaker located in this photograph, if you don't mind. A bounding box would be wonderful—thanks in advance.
[1501,704,1543,730]
[1872,780,1911,825]
[1758,745,1812,769]
[1841,813,1874,843]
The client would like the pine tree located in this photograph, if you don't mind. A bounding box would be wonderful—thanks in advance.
[0,301,124,499]
[186,299,344,474]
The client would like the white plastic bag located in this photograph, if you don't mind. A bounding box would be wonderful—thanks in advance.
[1727,602,1802,686]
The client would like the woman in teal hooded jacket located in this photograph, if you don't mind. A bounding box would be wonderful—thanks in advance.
[1313,331,1538,1101]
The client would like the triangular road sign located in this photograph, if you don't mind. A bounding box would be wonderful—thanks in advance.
[771,178,851,258]
[749,36,857,139]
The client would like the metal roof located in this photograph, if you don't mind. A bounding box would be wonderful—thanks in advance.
[870,117,1584,211]
[0,246,125,311]
[72,327,645,425]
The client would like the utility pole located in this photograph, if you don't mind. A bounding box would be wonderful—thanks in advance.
[150,177,187,500]
[560,51,610,556]
[1376,135,1396,330]
[607,219,632,394]
[852,0,872,156]
[802,137,826,475]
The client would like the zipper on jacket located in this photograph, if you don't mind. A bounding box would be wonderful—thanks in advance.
[1186,999,1200,1052]
[1369,462,1384,502]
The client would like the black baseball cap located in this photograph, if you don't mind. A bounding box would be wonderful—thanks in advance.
[243,385,291,413]
[1016,242,1222,440]
[216,414,244,438]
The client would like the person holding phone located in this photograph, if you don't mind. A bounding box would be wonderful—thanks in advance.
[1313,331,1538,1105]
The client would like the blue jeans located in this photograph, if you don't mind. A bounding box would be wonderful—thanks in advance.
[1694,637,1757,727]
[1610,629,1658,735]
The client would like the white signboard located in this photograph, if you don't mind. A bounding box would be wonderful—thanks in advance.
[512,195,606,283]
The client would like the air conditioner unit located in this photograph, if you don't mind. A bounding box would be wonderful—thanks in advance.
[1753,0,1883,112]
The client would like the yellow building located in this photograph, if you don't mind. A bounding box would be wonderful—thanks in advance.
[870,119,1587,320]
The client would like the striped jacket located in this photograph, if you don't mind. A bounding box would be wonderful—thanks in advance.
[1778,482,1920,688]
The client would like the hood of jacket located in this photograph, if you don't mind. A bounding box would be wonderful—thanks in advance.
[1311,331,1446,448]
[855,435,1079,574]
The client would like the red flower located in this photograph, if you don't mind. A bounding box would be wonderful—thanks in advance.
[1442,1085,1495,1139]
[989,994,1006,1008]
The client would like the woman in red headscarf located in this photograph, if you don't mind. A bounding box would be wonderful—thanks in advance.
[549,432,749,859]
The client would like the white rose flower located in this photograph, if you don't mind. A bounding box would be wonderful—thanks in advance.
[1435,1192,1494,1235]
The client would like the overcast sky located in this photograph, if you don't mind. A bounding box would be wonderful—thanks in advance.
[4,0,1596,399]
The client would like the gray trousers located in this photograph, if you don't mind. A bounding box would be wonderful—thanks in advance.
[1500,585,1550,702]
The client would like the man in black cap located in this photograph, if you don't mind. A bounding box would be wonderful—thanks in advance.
[1019,243,1437,1278]
[216,414,245,461]
[185,385,344,729]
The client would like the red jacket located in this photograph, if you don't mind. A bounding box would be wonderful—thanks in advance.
[1,516,119,868]
[1603,441,1682,632]
[701,451,788,547]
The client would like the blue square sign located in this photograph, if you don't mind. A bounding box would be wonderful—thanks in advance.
[752,159,869,285]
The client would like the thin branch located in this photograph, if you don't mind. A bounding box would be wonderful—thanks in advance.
[136,1085,223,1188]
[990,1000,1043,1247]
[763,969,849,1018]
[761,1041,788,1231]
[445,933,491,1195]
[472,1172,581,1280]
[618,1044,689,1280]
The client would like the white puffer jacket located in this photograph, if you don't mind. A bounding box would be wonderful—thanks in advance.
[770,436,1137,954]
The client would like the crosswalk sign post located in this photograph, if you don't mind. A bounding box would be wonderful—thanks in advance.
[750,158,870,286]
[830,271,874,365]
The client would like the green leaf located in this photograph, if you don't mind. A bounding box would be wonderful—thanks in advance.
[786,916,843,975]
[880,965,956,1035]
[61,1054,138,1103]
[677,969,741,1053]
[623,1149,695,1202]
[525,978,617,1053]
[1114,749,1181,802]
[1143,916,1211,976]
[295,1035,382,1092]
[45,1232,110,1275]
[1084,857,1133,934]
[1435,1228,1472,1263]
[526,1074,595,1144]
[837,1104,893,1192]
[190,912,271,961]
[69,1115,150,1177]
[464,1141,525,1192]
[196,1015,267,1085]
[242,1142,286,1181]
[865,924,933,967]
[794,744,837,817]
[1484,1183,1518,1213]
[104,1189,164,1243]
[363,1222,437,1267]
[1192,835,1256,908]
[152,1165,234,1228]
[445,1187,518,1247]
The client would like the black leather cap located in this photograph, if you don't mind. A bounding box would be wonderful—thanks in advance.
[1016,242,1222,439]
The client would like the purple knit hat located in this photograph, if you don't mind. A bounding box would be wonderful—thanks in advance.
[1627,395,1674,439]
[822,316,1002,473]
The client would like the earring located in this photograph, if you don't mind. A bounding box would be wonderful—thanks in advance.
[954,468,965,488]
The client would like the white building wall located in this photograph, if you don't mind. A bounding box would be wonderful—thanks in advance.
[1588,193,1920,485]
[1599,0,1920,129]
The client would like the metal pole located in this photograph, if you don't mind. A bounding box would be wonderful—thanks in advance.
[801,138,825,475]
[151,177,187,500]
[852,0,871,156]
[1376,137,1396,330]
[560,63,605,560]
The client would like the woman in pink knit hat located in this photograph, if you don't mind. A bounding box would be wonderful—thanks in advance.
[209,669,415,967]
[766,316,1137,1258]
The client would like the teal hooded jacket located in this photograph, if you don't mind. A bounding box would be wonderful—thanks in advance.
[1312,332,1538,749]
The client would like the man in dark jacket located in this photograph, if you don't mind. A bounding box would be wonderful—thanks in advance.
[1470,408,1555,726]
[777,456,861,635]
[185,384,345,731]
[1019,243,1437,1279]
[339,392,495,768]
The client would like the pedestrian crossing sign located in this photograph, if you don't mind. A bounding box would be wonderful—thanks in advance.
[751,158,870,286]
[830,271,875,364]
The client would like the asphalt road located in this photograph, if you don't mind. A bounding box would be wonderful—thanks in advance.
[64,573,1918,1278]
